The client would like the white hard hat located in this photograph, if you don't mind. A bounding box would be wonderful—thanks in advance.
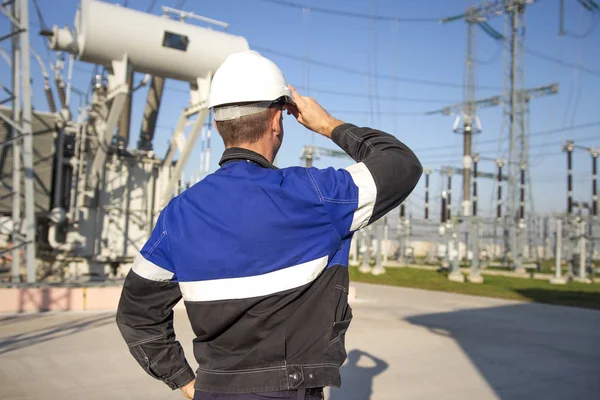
[208,50,293,120]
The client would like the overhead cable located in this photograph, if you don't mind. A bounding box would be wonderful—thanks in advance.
[525,46,600,76]
[253,45,504,90]
[253,0,440,22]
[162,83,457,104]
[410,120,600,152]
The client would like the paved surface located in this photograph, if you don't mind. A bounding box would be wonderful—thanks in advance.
[1,283,599,400]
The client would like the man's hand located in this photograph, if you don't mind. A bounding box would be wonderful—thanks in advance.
[180,378,196,399]
[286,85,344,138]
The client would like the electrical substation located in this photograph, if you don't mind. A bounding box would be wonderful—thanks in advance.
[1,0,598,287]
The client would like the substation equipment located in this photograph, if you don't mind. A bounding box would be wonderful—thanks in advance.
[1,0,248,281]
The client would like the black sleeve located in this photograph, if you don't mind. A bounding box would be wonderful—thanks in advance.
[116,269,195,390]
[331,123,422,224]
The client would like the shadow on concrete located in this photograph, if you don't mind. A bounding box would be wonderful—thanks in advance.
[405,303,600,399]
[0,313,115,355]
[329,349,388,400]
[0,313,46,326]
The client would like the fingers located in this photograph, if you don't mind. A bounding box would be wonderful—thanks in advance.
[285,103,299,118]
[288,84,303,106]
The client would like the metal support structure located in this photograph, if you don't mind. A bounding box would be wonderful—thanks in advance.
[138,76,165,151]
[4,0,37,282]
[447,171,452,220]
[468,153,483,283]
[383,216,389,264]
[424,168,432,220]
[448,224,464,282]
[575,219,591,283]
[87,56,130,190]
[505,6,524,271]
[472,154,479,217]
[514,162,527,273]
[591,149,598,217]
[160,74,212,207]
[9,0,20,282]
[550,218,567,284]
[563,140,574,214]
[359,229,371,273]
[461,18,476,218]
[372,221,385,275]
[117,65,134,148]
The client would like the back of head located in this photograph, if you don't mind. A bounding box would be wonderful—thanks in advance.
[208,50,293,147]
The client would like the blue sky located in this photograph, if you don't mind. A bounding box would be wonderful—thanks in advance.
[2,0,599,218]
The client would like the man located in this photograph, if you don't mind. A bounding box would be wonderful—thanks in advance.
[116,50,422,400]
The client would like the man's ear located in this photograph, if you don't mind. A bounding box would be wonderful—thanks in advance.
[270,109,282,135]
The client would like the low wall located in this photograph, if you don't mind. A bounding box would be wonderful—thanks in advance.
[0,285,357,313]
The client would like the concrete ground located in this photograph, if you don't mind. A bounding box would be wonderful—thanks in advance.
[1,283,599,400]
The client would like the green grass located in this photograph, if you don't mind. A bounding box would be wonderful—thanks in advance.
[350,267,600,310]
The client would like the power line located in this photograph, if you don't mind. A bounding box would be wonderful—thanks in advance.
[253,0,440,22]
[417,133,600,161]
[330,109,427,116]
[410,120,600,153]
[253,45,504,90]
[293,86,458,103]
[525,46,600,77]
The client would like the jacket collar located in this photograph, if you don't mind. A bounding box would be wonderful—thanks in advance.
[218,147,278,170]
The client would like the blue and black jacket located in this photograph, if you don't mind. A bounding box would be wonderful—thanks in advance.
[116,123,422,393]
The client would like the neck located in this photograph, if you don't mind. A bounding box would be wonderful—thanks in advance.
[228,140,275,163]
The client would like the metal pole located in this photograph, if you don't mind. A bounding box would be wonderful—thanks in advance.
[468,218,482,283]
[507,8,519,271]
[397,208,403,263]
[118,66,134,148]
[360,229,371,273]
[578,219,587,282]
[496,160,504,219]
[462,20,475,218]
[10,0,21,283]
[550,218,566,284]
[473,154,479,217]
[543,216,549,260]
[519,163,526,221]
[424,169,431,220]
[514,162,527,273]
[441,190,447,224]
[447,172,452,220]
[383,216,389,263]
[592,150,598,217]
[373,221,384,275]
[19,0,36,282]
[565,141,574,214]
[138,76,165,150]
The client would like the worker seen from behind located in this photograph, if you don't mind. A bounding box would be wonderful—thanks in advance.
[116,50,422,400]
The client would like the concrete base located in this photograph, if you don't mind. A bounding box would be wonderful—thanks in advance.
[371,266,386,276]
[358,265,372,274]
[549,277,568,285]
[513,267,528,275]
[573,276,593,284]
[448,270,465,283]
[467,273,484,284]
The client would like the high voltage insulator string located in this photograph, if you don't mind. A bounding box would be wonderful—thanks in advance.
[253,0,440,22]
[253,46,504,90]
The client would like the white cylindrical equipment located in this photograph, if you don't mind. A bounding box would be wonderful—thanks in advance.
[49,0,249,83]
